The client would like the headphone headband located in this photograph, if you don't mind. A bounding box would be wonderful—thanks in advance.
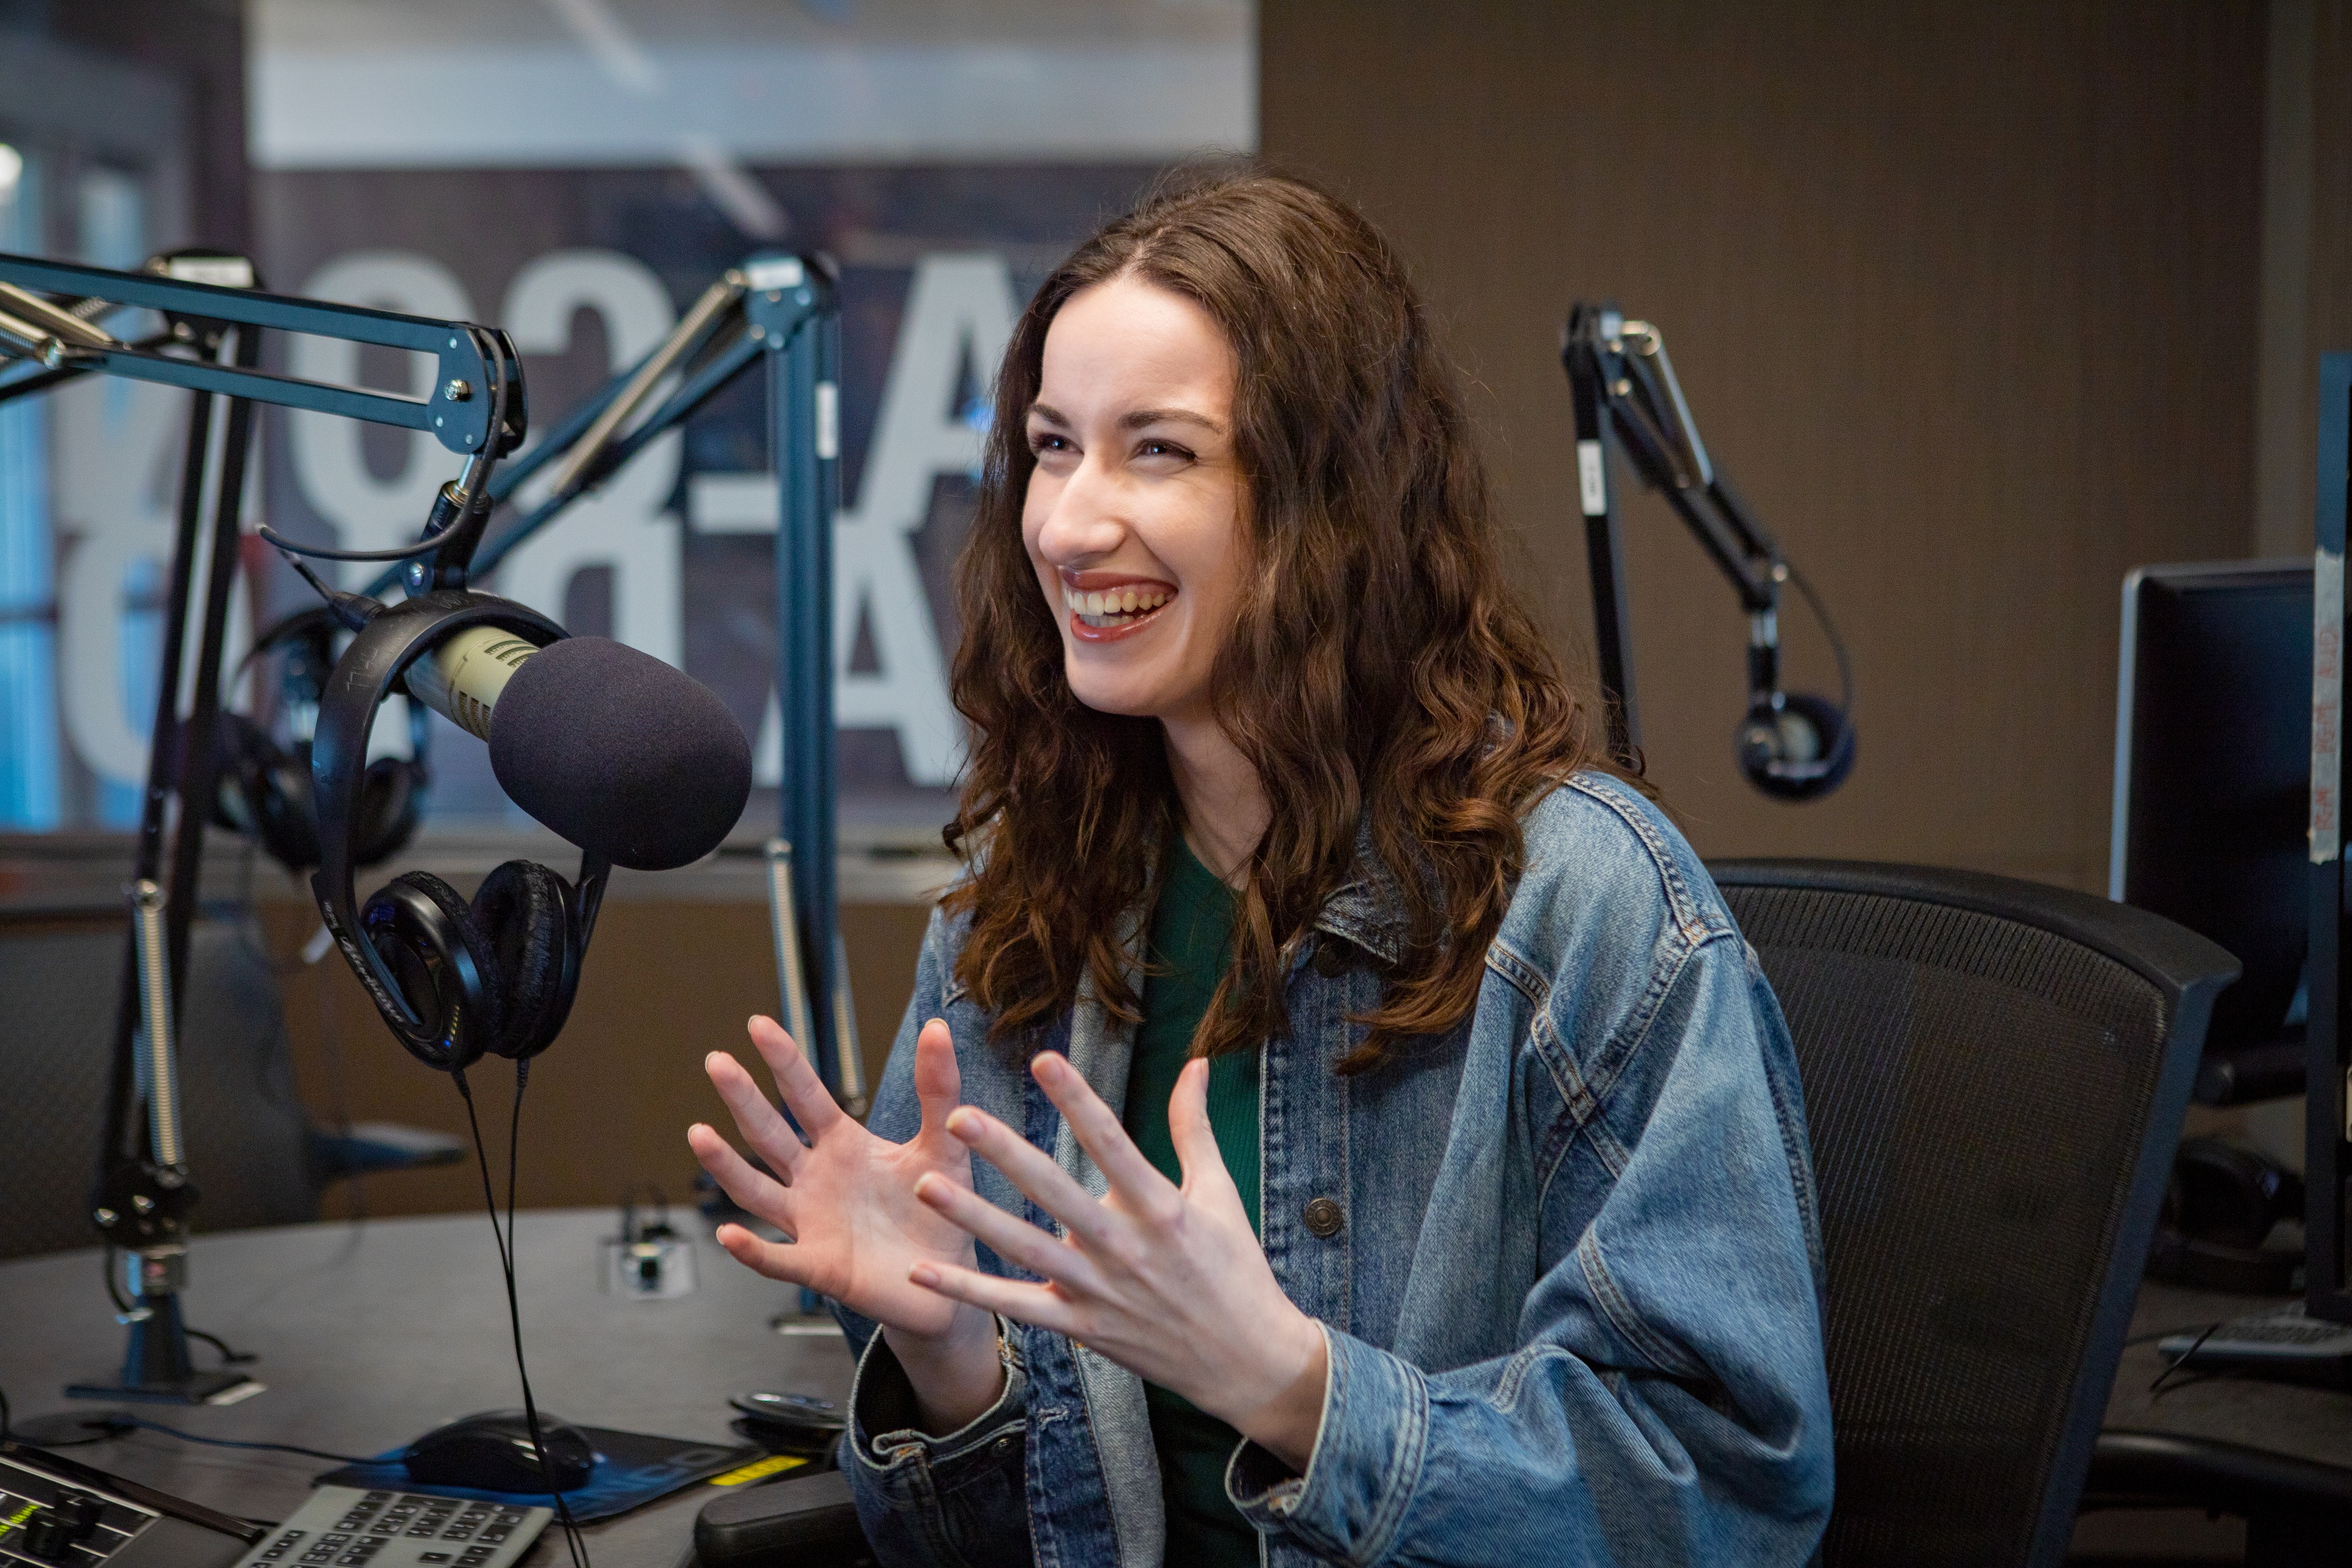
[307,589,592,1055]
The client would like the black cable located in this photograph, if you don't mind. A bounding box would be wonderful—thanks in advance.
[1782,558,1854,717]
[185,1327,257,1366]
[256,524,453,564]
[451,1068,589,1568]
[119,1417,374,1466]
[2150,1322,2224,1395]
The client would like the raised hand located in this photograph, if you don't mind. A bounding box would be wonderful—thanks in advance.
[904,1050,1330,1470]
[690,1016,1005,1427]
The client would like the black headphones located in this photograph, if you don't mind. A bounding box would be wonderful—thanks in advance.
[1736,691,1856,801]
[2146,1136,2305,1294]
[213,607,428,872]
[307,587,608,1076]
[1733,577,1856,802]
[271,323,611,1077]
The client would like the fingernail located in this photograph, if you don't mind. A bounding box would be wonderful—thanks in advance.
[945,1108,980,1139]
[909,1264,940,1288]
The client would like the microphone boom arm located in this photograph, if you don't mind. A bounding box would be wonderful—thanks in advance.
[1562,303,1812,760]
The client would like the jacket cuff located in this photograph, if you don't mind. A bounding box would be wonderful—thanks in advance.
[849,1318,1027,1482]
[1227,1324,1428,1562]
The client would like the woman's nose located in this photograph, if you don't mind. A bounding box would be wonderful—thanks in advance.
[1032,459,1127,565]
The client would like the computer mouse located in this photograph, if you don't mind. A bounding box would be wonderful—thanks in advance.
[728,1390,846,1455]
[402,1409,597,1494]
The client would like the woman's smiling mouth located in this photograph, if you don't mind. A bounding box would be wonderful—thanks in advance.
[1061,575,1176,640]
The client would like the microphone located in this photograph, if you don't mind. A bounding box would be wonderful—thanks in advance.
[407,628,752,871]
[293,575,752,870]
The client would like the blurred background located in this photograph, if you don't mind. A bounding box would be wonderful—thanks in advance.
[0,0,2340,1215]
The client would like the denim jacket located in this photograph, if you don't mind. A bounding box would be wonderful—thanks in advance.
[835,772,1834,1567]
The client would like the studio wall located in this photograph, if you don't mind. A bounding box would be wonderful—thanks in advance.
[1261,0,2274,893]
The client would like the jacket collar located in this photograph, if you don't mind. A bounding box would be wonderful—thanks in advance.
[1306,818,1414,969]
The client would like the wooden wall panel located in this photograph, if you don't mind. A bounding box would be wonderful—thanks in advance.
[265,899,932,1221]
[1259,1,2267,889]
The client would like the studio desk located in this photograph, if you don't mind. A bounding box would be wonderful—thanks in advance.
[0,1210,852,1568]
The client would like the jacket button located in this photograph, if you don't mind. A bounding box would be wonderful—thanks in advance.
[1312,937,1351,978]
[1302,1197,1344,1238]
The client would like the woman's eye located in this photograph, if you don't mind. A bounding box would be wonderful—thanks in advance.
[1028,431,1072,456]
[1137,440,1192,461]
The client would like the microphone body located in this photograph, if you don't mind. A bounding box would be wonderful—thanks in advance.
[404,625,538,741]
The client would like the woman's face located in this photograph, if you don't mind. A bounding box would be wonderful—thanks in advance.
[1022,273,1244,729]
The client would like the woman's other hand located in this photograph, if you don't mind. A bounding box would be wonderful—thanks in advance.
[905,1050,1330,1472]
[690,1016,1004,1431]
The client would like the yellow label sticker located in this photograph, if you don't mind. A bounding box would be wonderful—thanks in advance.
[708,1453,812,1487]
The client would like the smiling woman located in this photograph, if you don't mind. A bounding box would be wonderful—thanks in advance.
[689,167,1836,1568]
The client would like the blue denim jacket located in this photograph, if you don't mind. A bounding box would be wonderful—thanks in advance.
[836,772,1834,1566]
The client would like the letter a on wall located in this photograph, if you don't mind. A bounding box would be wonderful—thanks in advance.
[833,253,1016,786]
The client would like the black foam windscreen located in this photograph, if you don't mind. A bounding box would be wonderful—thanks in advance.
[488,636,752,870]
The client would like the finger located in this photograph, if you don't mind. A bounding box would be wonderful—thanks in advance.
[908,1259,1080,1336]
[913,1172,1109,1296]
[747,1014,846,1140]
[913,1019,962,1142]
[1167,1058,1235,1196]
[943,1104,1122,1250]
[1030,1051,1174,1207]
[705,1050,806,1171]
[687,1121,799,1226]
[714,1221,815,1284]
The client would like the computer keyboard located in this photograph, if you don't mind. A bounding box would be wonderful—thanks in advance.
[230,1487,549,1568]
[2158,1304,2352,1389]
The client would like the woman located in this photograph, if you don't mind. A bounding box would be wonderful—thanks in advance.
[689,168,1833,1567]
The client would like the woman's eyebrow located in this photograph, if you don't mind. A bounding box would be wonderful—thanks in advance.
[1028,402,1071,428]
[1118,407,1224,435]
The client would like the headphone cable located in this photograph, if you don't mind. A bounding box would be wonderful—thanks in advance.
[1780,557,1855,719]
[452,1067,589,1568]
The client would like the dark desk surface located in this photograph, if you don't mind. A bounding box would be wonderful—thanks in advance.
[6,1218,2347,1567]
[0,1210,855,1568]
[2106,1278,2352,1466]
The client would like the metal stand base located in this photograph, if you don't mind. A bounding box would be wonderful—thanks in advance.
[64,1292,260,1406]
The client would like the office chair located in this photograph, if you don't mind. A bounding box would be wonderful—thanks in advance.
[1709,859,2237,1568]
[1,914,460,1262]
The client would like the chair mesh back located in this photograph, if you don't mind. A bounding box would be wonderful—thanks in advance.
[0,918,317,1261]
[1721,884,2173,1568]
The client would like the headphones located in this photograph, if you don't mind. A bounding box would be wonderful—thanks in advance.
[2146,1136,2305,1294]
[213,607,428,872]
[272,323,610,1078]
[1734,587,1856,802]
[308,587,609,1076]
[1736,690,1856,801]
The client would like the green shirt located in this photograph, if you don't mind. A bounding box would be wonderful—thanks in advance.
[1123,838,1262,1568]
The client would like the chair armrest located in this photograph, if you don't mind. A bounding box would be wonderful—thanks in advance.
[309,1122,466,1180]
[2084,1430,2352,1518]
[694,1468,869,1566]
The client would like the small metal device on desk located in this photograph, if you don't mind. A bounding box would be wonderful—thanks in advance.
[227,1486,548,1568]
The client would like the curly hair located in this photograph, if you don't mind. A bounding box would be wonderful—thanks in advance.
[942,165,1628,1072]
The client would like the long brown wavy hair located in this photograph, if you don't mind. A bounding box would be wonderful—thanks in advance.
[943,166,1626,1072]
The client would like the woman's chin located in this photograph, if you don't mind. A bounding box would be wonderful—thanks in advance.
[1062,671,1176,721]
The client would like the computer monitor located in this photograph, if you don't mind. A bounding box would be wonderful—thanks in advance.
[2110,559,2311,1104]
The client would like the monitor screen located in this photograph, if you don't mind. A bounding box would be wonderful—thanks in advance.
[2111,560,2311,1082]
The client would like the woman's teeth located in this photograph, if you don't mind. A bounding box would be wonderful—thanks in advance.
[1064,586,1172,627]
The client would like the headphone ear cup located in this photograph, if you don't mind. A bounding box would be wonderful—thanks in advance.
[470,859,574,1061]
[352,757,423,868]
[1736,692,1856,802]
[214,714,323,870]
[360,870,505,1072]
